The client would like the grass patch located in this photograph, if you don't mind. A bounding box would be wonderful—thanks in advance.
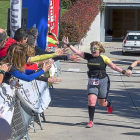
[0,1,10,30]
[0,2,68,29]
[60,8,69,17]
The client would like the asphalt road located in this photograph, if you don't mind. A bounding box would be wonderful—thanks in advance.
[29,42,140,140]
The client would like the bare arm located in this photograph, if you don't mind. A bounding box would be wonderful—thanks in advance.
[107,62,123,73]
[55,41,59,45]
[130,60,140,68]
[62,36,84,58]
[52,33,59,42]
[69,44,84,58]
[125,60,140,77]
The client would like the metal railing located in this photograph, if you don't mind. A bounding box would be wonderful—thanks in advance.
[8,96,30,140]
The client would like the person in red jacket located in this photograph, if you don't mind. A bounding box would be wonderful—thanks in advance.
[47,32,59,48]
[0,28,28,58]
[46,26,59,51]
[0,29,16,58]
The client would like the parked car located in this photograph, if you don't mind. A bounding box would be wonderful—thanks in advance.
[122,31,140,55]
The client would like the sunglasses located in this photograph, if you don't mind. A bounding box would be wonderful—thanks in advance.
[90,47,99,50]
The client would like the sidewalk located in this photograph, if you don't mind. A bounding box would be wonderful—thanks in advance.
[29,59,140,140]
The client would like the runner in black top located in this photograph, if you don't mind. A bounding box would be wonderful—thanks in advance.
[63,37,127,128]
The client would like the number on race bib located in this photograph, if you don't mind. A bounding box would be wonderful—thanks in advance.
[88,78,99,85]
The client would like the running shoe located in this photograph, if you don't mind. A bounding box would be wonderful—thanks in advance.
[86,121,94,128]
[107,105,113,114]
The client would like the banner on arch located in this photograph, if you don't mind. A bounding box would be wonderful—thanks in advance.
[22,0,49,50]
[48,0,60,37]
[10,0,22,38]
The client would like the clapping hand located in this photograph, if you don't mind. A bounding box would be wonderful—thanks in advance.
[42,59,54,72]
[0,63,12,72]
[48,76,62,84]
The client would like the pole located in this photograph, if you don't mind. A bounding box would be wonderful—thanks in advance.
[10,0,22,37]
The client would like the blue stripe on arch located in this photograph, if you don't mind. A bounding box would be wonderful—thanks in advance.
[22,0,49,50]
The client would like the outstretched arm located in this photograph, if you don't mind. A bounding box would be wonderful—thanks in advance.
[28,47,68,63]
[10,70,44,82]
[125,59,140,77]
[68,44,84,58]
[28,53,57,63]
[35,46,69,61]
[10,61,53,82]
[62,36,84,58]
[108,62,127,76]
[107,62,123,73]
[130,60,140,68]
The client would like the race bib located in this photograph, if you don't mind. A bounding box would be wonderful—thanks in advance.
[88,78,99,85]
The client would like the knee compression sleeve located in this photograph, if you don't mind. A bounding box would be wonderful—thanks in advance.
[88,106,95,121]
[107,100,111,107]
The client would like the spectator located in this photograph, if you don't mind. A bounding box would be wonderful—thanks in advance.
[14,28,28,45]
[0,28,12,140]
[27,27,80,62]
[1,44,53,82]
[0,28,28,58]
[0,28,16,58]
[46,26,59,50]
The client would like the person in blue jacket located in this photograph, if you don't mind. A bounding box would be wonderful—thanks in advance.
[1,44,52,82]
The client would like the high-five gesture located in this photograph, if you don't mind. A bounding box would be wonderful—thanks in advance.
[62,36,69,46]
[70,53,81,62]
[125,69,132,77]
[55,47,68,56]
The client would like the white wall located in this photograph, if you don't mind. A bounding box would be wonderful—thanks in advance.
[78,12,101,52]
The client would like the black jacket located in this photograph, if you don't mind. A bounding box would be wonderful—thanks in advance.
[35,46,70,61]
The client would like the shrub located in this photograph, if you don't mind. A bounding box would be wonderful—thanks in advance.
[61,0,77,9]
[61,0,72,9]
[59,0,101,42]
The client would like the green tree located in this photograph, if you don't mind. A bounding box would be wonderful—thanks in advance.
[61,0,77,9]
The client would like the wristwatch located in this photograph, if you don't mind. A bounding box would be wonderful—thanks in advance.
[67,43,71,47]
[121,70,126,75]
[0,69,5,76]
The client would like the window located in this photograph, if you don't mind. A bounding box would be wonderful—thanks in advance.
[127,35,140,41]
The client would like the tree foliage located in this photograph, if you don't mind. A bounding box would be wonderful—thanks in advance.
[61,0,77,9]
[60,0,101,42]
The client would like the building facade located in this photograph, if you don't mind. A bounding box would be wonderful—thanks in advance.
[101,0,140,41]
[80,0,140,48]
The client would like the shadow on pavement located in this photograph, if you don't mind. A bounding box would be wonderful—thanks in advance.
[95,122,140,129]
[110,51,140,57]
[122,132,140,136]
[42,120,87,127]
[49,87,140,120]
